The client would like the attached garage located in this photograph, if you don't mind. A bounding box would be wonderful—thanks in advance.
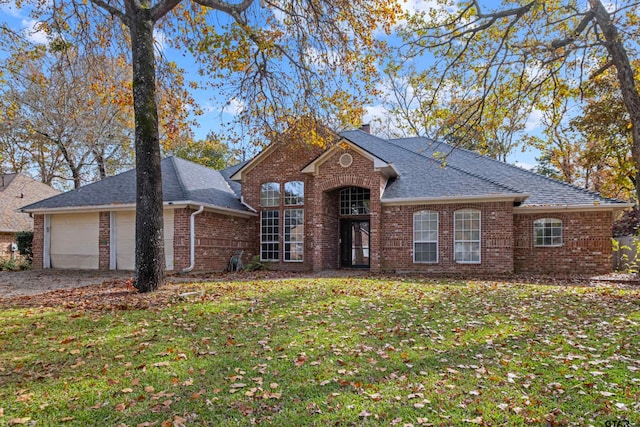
[112,210,174,271]
[21,156,258,272]
[48,213,99,269]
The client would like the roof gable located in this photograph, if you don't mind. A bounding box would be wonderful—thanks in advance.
[300,138,399,178]
[20,157,250,214]
[0,174,60,232]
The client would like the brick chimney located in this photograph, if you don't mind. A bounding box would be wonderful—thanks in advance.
[359,123,371,134]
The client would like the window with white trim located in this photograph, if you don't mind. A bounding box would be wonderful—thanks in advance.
[284,209,304,262]
[260,210,280,261]
[260,182,280,207]
[413,210,438,263]
[454,209,481,263]
[284,181,304,206]
[534,218,562,247]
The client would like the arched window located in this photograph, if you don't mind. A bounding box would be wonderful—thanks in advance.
[284,181,304,205]
[260,182,280,207]
[413,211,438,263]
[454,209,481,263]
[339,187,370,215]
[534,218,562,247]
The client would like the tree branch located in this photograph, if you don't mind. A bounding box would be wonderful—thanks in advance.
[589,59,614,79]
[192,0,254,17]
[150,0,184,22]
[551,11,595,49]
[88,0,128,24]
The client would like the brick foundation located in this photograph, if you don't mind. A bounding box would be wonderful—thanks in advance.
[380,201,514,274]
[514,210,613,274]
[172,208,257,272]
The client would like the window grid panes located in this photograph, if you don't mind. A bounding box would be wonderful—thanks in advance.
[534,218,563,247]
[284,209,304,262]
[413,211,438,263]
[284,181,304,206]
[454,209,481,263]
[260,210,280,261]
[260,182,280,207]
[339,187,370,216]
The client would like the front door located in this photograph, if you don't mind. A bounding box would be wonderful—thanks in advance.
[340,219,370,268]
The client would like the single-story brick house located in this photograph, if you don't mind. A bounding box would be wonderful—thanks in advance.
[21,128,632,274]
[1,173,60,259]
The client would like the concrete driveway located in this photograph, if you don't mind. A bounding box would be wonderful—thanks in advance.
[0,269,134,298]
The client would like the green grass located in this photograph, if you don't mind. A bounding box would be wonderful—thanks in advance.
[1,277,639,426]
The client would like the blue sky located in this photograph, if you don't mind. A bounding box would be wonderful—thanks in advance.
[0,0,544,168]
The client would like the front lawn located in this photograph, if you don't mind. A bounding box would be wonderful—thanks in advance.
[0,276,639,426]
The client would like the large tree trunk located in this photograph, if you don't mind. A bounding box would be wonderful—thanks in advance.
[129,6,165,292]
[590,0,640,201]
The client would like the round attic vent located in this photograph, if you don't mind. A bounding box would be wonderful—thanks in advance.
[339,153,353,168]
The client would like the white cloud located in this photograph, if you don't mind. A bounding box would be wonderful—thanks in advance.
[363,104,387,125]
[511,160,537,171]
[401,0,443,15]
[1,2,22,17]
[153,28,166,53]
[222,97,245,116]
[525,108,543,131]
[22,19,48,44]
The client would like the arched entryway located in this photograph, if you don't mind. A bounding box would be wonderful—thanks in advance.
[338,187,370,268]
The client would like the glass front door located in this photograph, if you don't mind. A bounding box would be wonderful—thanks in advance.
[340,219,370,268]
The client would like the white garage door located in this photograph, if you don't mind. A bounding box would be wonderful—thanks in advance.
[114,210,174,271]
[50,213,99,269]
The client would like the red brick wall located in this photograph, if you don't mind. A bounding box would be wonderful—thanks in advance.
[98,212,111,270]
[514,210,613,274]
[0,232,16,259]
[241,142,324,271]
[173,208,257,272]
[32,215,44,270]
[380,201,514,274]
[312,147,384,272]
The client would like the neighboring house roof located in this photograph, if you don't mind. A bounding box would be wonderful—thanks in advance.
[338,130,631,209]
[0,173,60,233]
[20,157,252,216]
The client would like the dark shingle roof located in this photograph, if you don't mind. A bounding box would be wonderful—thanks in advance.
[21,157,247,212]
[340,130,628,206]
[220,160,249,197]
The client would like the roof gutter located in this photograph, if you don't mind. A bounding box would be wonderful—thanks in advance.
[22,201,257,218]
[182,205,204,273]
[514,202,634,213]
[381,193,530,206]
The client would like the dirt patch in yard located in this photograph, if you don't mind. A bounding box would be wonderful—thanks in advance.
[0,269,134,299]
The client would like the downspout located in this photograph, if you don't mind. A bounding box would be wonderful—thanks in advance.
[241,196,257,213]
[182,205,204,273]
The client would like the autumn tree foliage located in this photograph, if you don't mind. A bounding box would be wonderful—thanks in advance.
[4,0,401,292]
[392,1,640,199]
[0,42,135,188]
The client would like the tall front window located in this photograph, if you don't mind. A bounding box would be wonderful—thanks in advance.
[454,209,481,263]
[284,181,304,206]
[260,210,280,261]
[261,182,280,207]
[340,187,370,215]
[534,218,562,247]
[284,209,304,262]
[414,210,438,263]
